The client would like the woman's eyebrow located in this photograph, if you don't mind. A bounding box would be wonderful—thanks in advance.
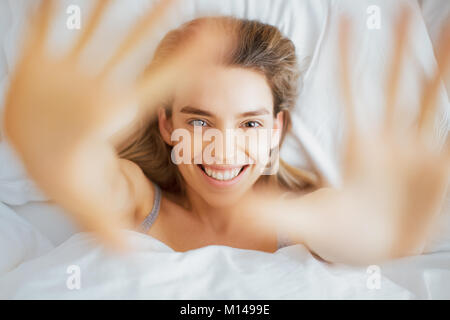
[180,106,214,117]
[238,108,271,117]
[179,106,271,118]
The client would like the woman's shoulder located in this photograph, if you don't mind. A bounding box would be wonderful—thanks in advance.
[118,159,189,230]
[118,158,157,225]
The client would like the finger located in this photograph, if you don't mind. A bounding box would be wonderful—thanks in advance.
[338,15,357,144]
[99,0,177,79]
[384,7,412,131]
[69,0,113,61]
[417,22,450,140]
[134,20,234,117]
[26,0,56,54]
[133,56,182,116]
[338,15,363,177]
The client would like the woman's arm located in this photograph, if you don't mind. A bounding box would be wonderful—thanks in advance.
[248,12,450,266]
[294,13,450,265]
[276,188,414,265]
[1,0,177,250]
[4,110,154,249]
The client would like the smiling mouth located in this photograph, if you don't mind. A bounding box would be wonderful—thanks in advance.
[197,164,248,181]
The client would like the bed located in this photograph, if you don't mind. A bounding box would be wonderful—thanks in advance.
[0,0,449,299]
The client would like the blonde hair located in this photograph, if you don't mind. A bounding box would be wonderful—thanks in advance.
[117,17,318,196]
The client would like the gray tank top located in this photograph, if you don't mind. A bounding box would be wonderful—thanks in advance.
[138,182,292,250]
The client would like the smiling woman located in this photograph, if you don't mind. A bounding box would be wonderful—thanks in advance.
[113,16,318,252]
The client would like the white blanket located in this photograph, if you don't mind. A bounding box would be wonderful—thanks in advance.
[1,225,449,299]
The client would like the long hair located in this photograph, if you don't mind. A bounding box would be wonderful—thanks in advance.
[117,17,318,196]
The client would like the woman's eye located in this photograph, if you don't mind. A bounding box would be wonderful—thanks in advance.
[189,119,208,127]
[242,121,262,128]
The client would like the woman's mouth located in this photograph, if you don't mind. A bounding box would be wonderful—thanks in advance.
[197,164,249,187]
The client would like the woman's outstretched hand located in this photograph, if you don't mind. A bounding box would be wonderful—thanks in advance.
[2,0,214,251]
[245,10,450,265]
[326,11,450,263]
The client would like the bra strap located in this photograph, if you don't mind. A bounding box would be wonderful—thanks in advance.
[138,182,162,233]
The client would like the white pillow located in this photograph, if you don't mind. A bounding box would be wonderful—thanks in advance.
[0,201,54,276]
[419,0,450,95]
[0,141,47,205]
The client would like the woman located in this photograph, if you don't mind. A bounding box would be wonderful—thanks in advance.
[3,0,449,265]
[116,16,319,253]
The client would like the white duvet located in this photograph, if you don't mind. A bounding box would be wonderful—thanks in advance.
[0,201,449,299]
[0,0,449,299]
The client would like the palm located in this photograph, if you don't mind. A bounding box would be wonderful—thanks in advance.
[333,134,446,260]
[337,12,450,258]
[7,56,119,153]
[4,0,183,152]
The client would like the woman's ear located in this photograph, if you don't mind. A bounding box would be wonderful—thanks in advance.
[158,108,174,145]
[271,111,284,149]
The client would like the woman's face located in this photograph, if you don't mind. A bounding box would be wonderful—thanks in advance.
[159,65,283,207]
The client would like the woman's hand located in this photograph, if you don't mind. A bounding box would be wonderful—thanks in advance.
[245,10,450,265]
[327,11,450,263]
[2,0,213,250]
[3,0,180,155]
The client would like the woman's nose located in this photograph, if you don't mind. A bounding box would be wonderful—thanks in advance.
[206,128,251,165]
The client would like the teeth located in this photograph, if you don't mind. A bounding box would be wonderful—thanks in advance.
[203,166,242,181]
